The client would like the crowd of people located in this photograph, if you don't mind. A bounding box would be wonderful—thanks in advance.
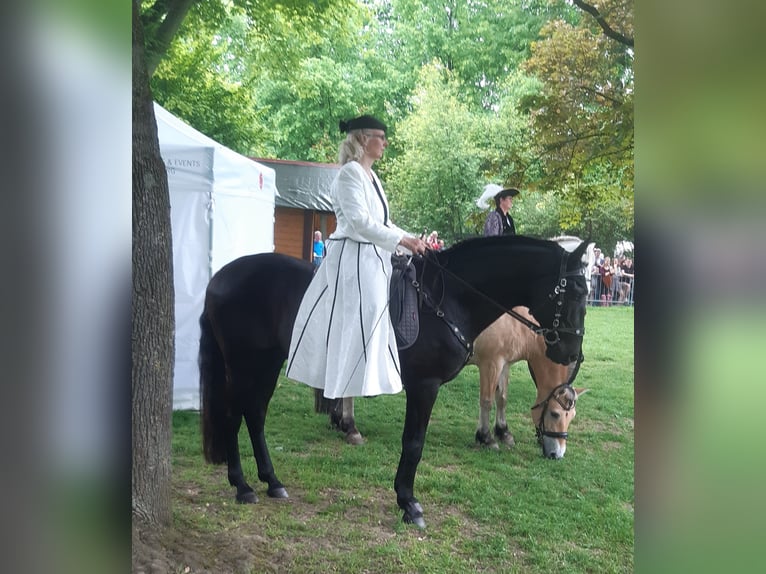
[423,230,445,251]
[589,247,634,306]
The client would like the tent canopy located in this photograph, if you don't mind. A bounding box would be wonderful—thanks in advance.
[254,157,337,212]
[154,103,278,410]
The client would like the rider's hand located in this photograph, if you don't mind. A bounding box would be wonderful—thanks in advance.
[399,236,429,256]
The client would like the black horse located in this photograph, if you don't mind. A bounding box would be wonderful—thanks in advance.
[199,235,588,528]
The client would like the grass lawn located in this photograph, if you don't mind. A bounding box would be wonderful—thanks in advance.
[164,306,633,573]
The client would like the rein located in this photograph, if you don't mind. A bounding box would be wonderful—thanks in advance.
[408,256,474,376]
[531,382,576,442]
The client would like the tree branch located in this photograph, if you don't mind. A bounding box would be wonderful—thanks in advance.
[578,85,625,107]
[146,0,199,77]
[572,0,633,47]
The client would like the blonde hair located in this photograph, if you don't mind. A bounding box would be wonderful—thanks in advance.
[337,131,367,165]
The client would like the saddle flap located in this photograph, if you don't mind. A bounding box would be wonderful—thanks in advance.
[389,254,419,350]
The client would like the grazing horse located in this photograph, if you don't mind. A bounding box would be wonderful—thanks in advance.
[469,307,588,458]
[470,236,594,458]
[199,235,588,528]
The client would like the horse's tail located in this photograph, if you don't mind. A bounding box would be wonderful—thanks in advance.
[314,388,335,414]
[199,309,228,464]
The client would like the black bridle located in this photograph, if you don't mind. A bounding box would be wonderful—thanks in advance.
[531,382,577,443]
[507,249,586,347]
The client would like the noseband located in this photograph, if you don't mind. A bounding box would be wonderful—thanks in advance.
[531,382,577,443]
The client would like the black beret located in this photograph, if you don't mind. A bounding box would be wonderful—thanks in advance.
[339,115,387,133]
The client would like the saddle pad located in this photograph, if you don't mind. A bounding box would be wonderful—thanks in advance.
[389,254,419,350]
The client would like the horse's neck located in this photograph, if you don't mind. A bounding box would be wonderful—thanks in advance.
[473,311,541,364]
[439,245,557,339]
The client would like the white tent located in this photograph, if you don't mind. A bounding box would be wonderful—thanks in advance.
[154,103,278,410]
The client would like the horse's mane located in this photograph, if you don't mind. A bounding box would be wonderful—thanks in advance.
[438,234,560,259]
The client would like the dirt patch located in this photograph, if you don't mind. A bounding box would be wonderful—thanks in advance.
[132,483,480,573]
[133,518,275,574]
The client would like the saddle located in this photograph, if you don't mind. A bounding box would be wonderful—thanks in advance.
[389,254,420,350]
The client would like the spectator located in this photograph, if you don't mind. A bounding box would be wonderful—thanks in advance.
[590,248,603,303]
[594,247,604,266]
[427,230,440,250]
[600,256,614,306]
[312,230,325,267]
[619,257,634,304]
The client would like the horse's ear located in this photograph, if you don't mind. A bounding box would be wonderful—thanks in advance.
[570,241,588,269]
[574,387,589,398]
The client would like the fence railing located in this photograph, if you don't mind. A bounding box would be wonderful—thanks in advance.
[587,275,634,306]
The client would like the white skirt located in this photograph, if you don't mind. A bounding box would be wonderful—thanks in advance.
[286,238,403,398]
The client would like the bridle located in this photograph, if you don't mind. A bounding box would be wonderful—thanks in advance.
[531,382,577,443]
[507,249,586,349]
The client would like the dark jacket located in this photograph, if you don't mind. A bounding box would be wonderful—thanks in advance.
[483,208,516,236]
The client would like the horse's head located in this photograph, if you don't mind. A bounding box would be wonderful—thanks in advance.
[530,240,589,366]
[531,383,589,459]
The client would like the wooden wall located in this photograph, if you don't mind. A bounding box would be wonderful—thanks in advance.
[274,207,336,261]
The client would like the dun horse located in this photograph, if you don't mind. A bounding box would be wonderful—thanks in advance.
[199,235,588,528]
[470,237,593,458]
[470,307,588,458]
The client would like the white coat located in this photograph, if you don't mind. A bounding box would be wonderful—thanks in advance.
[286,161,409,398]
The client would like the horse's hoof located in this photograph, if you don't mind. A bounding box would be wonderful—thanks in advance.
[404,514,427,529]
[475,436,499,450]
[345,431,365,445]
[236,491,258,504]
[402,502,426,529]
[499,433,515,448]
[267,486,289,499]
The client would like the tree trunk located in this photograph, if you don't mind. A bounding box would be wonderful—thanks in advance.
[132,0,175,527]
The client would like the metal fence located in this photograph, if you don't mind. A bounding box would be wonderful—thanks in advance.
[587,275,634,306]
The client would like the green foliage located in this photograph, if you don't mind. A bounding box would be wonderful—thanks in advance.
[145,0,361,155]
[169,307,634,572]
[556,163,635,251]
[145,0,633,246]
[150,10,266,154]
[512,190,566,239]
[522,2,634,220]
[385,63,486,243]
[382,0,577,110]
[481,70,545,186]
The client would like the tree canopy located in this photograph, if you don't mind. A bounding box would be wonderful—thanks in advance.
[143,0,634,251]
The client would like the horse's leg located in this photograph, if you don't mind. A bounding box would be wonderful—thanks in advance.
[476,360,501,448]
[493,363,515,447]
[241,351,289,499]
[224,410,258,504]
[329,397,364,445]
[339,397,364,445]
[327,397,341,429]
[200,313,256,503]
[394,378,440,529]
